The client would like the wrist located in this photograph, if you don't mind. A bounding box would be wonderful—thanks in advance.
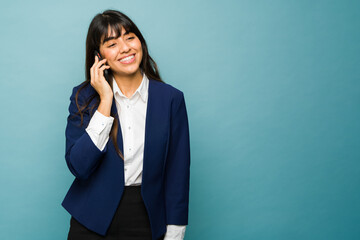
[100,94,113,103]
[97,98,113,117]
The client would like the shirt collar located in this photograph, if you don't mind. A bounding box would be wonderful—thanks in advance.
[112,72,148,102]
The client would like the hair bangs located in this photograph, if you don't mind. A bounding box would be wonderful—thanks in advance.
[97,17,133,47]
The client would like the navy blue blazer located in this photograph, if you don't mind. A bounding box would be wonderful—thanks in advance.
[61,78,190,240]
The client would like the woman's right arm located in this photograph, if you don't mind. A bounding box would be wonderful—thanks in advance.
[65,56,113,180]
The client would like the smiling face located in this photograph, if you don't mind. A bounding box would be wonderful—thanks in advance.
[99,25,143,78]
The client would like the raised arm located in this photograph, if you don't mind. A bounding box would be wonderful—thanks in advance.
[64,86,112,180]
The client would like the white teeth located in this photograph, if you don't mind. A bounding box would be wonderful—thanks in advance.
[120,55,134,62]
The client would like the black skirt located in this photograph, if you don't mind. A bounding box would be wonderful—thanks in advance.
[67,185,165,240]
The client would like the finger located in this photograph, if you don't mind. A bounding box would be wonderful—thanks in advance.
[91,56,98,82]
[93,55,100,72]
[94,63,99,81]
[95,62,107,80]
[90,66,94,85]
[99,65,110,78]
[96,58,107,69]
[95,57,106,64]
[95,56,105,68]
[99,64,110,71]
[98,64,110,76]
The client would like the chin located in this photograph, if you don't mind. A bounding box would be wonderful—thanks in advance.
[114,68,141,76]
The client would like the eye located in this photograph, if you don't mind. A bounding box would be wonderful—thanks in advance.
[108,43,116,47]
[127,37,135,40]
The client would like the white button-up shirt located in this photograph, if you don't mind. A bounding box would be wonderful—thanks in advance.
[85,73,186,240]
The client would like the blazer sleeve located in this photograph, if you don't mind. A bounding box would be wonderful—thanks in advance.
[164,91,191,225]
[64,86,108,180]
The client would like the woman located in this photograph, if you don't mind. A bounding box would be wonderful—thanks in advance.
[61,9,190,240]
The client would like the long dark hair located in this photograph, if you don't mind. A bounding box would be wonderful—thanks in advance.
[73,9,164,161]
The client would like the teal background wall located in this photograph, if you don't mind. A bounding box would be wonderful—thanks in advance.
[0,0,359,239]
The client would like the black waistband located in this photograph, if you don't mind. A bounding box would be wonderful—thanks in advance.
[124,185,141,188]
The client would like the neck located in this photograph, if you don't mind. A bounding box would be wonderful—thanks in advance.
[113,69,143,98]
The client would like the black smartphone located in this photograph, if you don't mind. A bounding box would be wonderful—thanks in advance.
[94,50,110,82]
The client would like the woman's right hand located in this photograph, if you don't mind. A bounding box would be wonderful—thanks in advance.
[90,55,113,101]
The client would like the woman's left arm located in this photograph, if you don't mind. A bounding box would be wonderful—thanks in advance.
[164,90,190,240]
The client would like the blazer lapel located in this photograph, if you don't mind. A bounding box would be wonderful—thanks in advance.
[143,78,160,180]
[142,78,170,185]
[143,79,152,172]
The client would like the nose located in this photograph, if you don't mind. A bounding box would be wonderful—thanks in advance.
[119,40,130,53]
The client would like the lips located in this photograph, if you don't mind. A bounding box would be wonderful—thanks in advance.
[119,54,135,61]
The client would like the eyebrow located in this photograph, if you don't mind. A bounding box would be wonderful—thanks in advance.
[102,30,130,44]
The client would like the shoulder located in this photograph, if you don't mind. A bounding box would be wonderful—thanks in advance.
[149,78,187,116]
[69,81,97,102]
[149,78,184,101]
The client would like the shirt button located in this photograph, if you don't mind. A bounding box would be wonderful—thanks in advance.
[127,105,129,108]
[129,148,131,151]
[124,168,127,171]
[128,126,131,130]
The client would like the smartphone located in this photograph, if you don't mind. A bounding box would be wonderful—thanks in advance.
[94,50,110,82]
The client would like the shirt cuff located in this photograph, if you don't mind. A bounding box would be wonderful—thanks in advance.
[85,110,114,151]
[164,225,186,240]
